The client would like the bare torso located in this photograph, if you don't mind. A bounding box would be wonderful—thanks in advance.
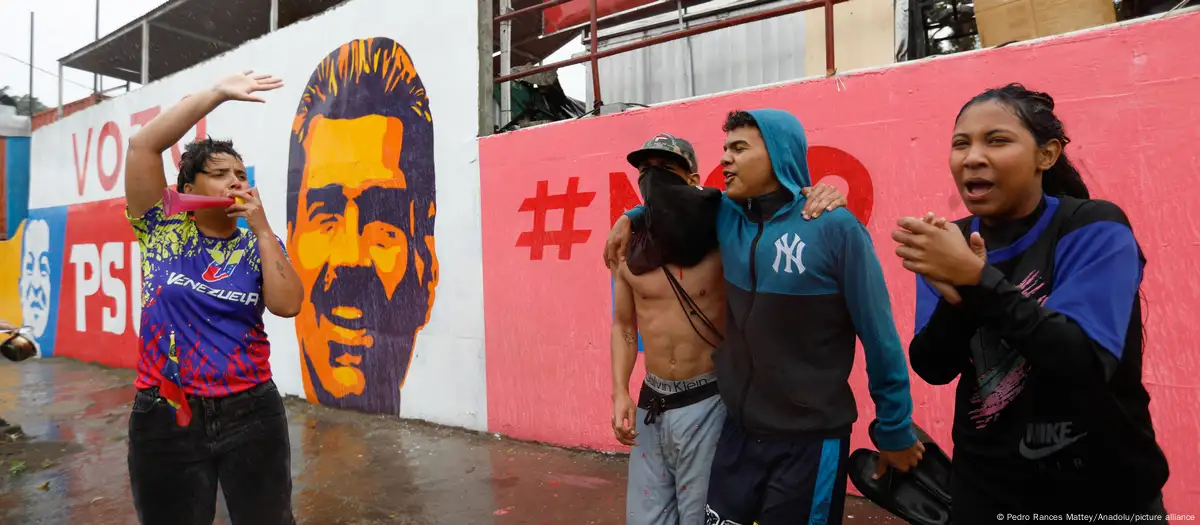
[619,250,726,381]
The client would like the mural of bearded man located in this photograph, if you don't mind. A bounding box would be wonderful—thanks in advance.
[286,37,439,415]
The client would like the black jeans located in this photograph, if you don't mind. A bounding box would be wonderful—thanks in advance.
[127,379,295,525]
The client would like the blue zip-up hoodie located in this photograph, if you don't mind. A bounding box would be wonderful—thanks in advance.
[625,109,917,449]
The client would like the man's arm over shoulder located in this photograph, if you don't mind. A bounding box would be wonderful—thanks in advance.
[833,212,917,450]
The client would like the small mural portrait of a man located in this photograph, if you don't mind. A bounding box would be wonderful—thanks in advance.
[286,37,439,415]
[20,219,51,341]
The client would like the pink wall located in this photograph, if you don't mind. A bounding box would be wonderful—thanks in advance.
[480,10,1200,510]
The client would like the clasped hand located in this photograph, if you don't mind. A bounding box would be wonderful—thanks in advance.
[891,213,987,305]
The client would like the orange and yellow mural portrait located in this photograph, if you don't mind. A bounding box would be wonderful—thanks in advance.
[285,38,440,415]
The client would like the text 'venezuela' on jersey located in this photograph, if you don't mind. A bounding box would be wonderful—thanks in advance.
[127,199,283,416]
[909,195,1170,514]
[626,109,917,452]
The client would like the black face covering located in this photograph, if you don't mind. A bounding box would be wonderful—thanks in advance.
[625,166,722,275]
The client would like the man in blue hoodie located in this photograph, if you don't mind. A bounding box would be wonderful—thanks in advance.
[606,110,924,524]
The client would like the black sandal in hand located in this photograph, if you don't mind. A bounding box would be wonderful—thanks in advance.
[847,419,952,525]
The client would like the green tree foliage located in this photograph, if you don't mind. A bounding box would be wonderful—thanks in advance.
[0,86,47,116]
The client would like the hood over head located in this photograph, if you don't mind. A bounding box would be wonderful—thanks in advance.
[745,108,812,198]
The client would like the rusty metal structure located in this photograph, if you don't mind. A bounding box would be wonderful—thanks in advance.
[494,0,849,127]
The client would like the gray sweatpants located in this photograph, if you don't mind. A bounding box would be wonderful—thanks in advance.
[625,371,727,525]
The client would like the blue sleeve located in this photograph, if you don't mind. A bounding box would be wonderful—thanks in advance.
[1043,221,1141,360]
[839,219,917,451]
[914,275,940,334]
[623,205,646,222]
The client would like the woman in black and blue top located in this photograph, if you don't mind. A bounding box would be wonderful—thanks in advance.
[891,84,1170,521]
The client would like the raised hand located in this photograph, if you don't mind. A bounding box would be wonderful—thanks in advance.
[213,71,284,103]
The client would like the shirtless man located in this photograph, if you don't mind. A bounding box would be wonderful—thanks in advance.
[611,133,844,524]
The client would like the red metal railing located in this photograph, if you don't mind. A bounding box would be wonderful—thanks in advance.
[494,0,848,110]
[496,0,576,22]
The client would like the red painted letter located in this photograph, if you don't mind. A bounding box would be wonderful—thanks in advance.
[608,172,642,227]
[97,121,124,192]
[808,146,874,225]
[73,128,94,195]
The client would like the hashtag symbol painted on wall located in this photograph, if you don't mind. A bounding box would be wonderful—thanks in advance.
[515,177,596,261]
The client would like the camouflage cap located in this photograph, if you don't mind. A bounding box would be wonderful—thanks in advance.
[626,133,699,174]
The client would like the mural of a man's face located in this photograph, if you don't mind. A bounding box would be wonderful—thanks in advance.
[287,38,438,415]
[20,219,51,338]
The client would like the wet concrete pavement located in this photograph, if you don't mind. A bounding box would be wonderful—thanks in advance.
[0,358,902,524]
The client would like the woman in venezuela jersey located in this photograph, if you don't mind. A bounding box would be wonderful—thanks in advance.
[121,71,302,525]
[892,84,1170,523]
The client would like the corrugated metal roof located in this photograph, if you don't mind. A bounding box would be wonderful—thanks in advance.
[60,0,351,85]
[580,0,811,106]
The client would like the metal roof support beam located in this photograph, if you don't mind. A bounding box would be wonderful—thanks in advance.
[270,0,279,31]
[141,21,150,84]
[499,0,512,127]
[589,0,601,109]
[57,63,63,118]
[824,0,835,76]
[151,21,233,49]
[94,0,100,94]
[29,13,35,117]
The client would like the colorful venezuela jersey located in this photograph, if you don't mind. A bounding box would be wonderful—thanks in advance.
[128,200,281,409]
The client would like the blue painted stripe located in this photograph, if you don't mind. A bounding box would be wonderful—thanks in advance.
[4,137,31,239]
[808,438,841,525]
[237,165,256,230]
[609,278,644,353]
[970,195,1059,264]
